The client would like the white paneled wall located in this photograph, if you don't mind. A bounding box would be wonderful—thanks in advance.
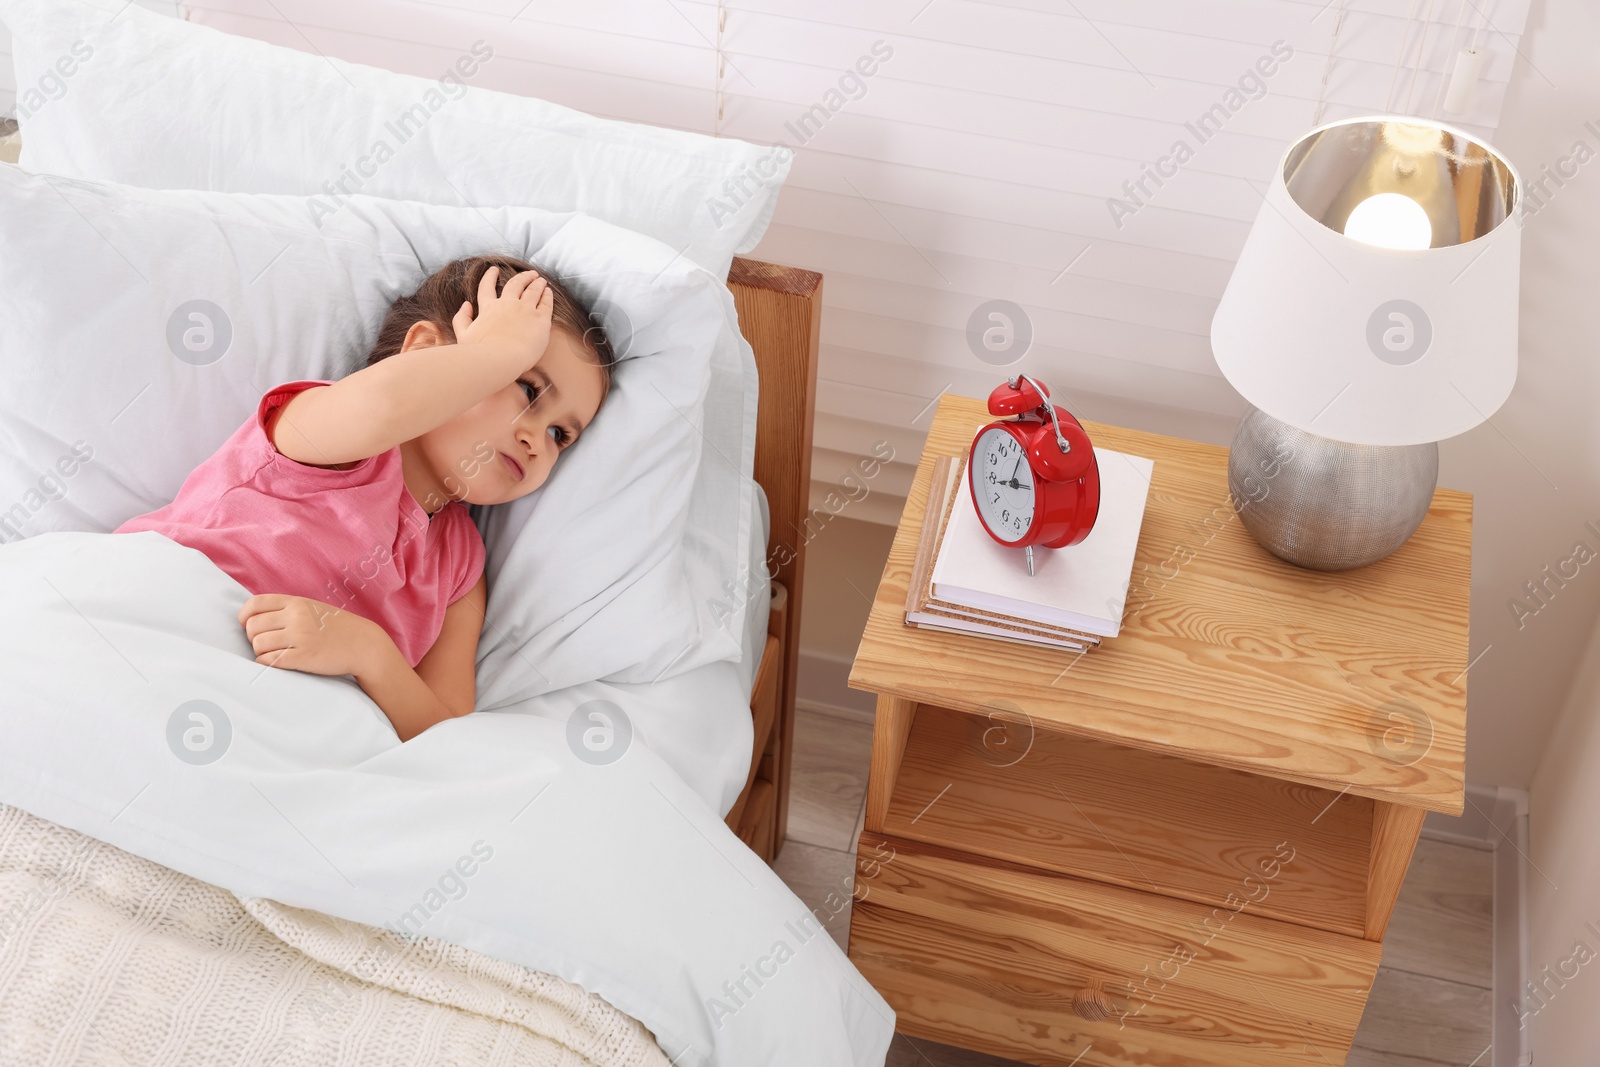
[0,29,10,118]
[2,0,1534,521]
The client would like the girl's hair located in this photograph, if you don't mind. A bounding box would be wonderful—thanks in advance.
[365,254,616,396]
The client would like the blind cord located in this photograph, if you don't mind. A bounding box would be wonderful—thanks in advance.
[1470,0,1491,51]
[1404,0,1441,115]
[1385,0,1422,113]
[1432,0,1471,117]
[713,1,727,135]
[1312,0,1350,127]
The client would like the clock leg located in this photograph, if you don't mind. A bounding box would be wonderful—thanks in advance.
[1025,544,1035,577]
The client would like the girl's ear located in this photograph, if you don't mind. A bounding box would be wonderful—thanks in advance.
[400,319,451,352]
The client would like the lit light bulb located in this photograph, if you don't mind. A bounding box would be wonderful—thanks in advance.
[1343,193,1433,250]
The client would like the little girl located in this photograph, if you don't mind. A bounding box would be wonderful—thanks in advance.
[115,255,615,742]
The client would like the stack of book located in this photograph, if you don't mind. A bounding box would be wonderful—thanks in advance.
[904,448,1155,650]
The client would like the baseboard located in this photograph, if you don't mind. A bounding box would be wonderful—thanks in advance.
[795,697,875,727]
[1490,786,1532,1067]
[1420,783,1527,1064]
[796,645,876,721]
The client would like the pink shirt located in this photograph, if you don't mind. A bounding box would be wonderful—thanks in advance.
[114,379,485,668]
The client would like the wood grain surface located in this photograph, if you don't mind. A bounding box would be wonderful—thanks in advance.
[879,704,1373,937]
[847,394,1470,815]
[725,633,782,839]
[729,257,823,857]
[865,693,918,832]
[1365,802,1427,940]
[850,831,1381,1067]
[770,695,1491,1066]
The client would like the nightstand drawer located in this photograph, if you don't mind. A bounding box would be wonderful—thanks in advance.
[850,832,1380,1067]
[880,704,1373,937]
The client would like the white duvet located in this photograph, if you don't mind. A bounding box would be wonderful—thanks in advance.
[0,530,894,1066]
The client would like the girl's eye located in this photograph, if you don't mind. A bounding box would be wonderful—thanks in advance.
[519,380,568,446]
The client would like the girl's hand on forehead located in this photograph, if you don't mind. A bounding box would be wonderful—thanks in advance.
[454,265,553,368]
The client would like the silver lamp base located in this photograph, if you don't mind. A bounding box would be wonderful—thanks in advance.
[1227,406,1439,571]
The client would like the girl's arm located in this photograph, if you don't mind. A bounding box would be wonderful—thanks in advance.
[352,575,486,742]
[271,267,552,467]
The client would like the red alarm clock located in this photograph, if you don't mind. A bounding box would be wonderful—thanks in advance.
[968,375,1101,576]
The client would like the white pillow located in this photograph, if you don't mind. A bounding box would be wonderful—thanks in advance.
[0,161,749,699]
[0,0,779,687]
[0,0,790,281]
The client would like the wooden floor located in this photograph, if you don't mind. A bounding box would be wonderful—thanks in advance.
[774,702,1495,1067]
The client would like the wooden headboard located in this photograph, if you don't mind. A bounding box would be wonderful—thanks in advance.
[725,257,821,857]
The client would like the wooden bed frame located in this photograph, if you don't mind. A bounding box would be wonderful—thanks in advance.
[721,257,822,864]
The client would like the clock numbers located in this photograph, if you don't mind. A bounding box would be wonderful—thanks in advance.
[973,427,1034,545]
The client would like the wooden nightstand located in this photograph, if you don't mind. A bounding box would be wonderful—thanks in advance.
[845,393,1470,1067]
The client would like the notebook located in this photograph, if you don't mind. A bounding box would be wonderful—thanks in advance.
[904,455,1102,650]
[929,446,1155,638]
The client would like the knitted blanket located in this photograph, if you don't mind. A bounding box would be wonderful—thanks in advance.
[0,804,671,1067]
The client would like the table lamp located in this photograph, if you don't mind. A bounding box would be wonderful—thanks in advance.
[1210,115,1521,570]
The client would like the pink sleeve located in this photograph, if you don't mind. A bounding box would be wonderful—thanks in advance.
[255,379,384,476]
[257,379,337,443]
[446,507,487,604]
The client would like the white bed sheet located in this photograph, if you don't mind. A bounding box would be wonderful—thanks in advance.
[508,479,768,821]
[0,528,896,1065]
[738,480,774,697]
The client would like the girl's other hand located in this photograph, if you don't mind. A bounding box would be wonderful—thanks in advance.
[453,265,553,370]
[240,593,387,677]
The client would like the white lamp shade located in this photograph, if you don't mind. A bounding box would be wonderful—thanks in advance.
[1212,116,1521,446]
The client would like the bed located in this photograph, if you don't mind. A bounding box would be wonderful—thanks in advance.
[0,0,877,1057]
[0,243,840,1067]
[0,260,826,1063]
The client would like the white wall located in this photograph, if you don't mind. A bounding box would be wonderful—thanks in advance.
[1466,0,1600,801]
[8,0,1595,790]
[160,0,1530,520]
[1502,0,1600,1055]
[0,28,11,118]
[1528,617,1600,1061]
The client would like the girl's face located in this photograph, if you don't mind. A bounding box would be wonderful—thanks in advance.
[405,324,608,510]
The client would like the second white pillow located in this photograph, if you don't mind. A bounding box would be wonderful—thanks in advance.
[0,0,790,281]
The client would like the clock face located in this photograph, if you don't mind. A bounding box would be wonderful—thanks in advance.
[973,426,1035,543]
